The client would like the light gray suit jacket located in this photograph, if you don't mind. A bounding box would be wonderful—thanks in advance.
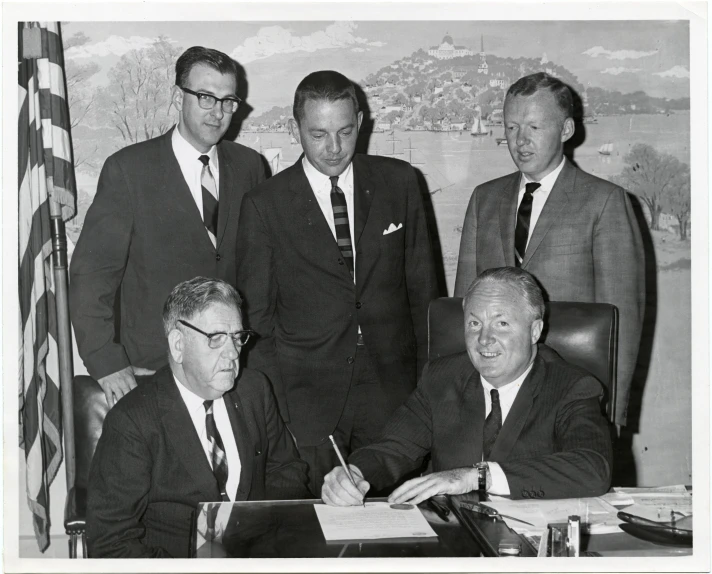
[454,158,644,426]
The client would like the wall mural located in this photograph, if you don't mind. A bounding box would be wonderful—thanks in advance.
[63,20,691,485]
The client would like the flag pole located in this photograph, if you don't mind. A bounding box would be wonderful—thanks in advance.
[49,205,76,489]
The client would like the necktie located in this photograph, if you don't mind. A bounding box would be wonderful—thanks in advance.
[482,389,502,460]
[329,176,354,275]
[199,155,219,247]
[203,400,230,502]
[514,182,541,266]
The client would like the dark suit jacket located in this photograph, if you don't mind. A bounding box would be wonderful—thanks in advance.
[235,154,438,446]
[454,159,645,425]
[69,128,267,380]
[86,366,310,558]
[350,347,613,500]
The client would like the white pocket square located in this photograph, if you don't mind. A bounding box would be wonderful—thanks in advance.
[383,223,403,235]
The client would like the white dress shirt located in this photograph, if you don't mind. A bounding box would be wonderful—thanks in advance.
[174,376,241,500]
[517,156,566,249]
[480,356,536,496]
[172,127,221,216]
[302,156,356,281]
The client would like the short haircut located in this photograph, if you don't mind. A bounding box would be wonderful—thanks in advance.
[175,46,239,89]
[463,267,546,322]
[505,72,574,120]
[293,70,359,124]
[163,276,243,336]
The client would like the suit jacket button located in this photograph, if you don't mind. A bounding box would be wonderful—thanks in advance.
[215,253,221,261]
[355,301,362,309]
[347,356,355,365]
[538,490,545,498]
[338,258,344,265]
[255,449,262,456]
[521,490,528,498]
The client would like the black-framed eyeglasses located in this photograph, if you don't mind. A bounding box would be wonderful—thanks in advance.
[178,86,241,114]
[178,319,255,349]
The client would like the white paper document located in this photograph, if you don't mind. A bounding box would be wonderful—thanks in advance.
[480,497,622,536]
[613,486,693,523]
[313,502,438,541]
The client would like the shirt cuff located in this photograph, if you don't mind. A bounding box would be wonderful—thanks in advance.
[487,462,510,496]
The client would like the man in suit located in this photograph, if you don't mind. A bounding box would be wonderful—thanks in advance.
[235,70,437,495]
[86,277,310,558]
[454,73,644,426]
[322,267,613,505]
[70,46,266,408]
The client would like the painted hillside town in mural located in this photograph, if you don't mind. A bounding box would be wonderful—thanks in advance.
[62,20,690,488]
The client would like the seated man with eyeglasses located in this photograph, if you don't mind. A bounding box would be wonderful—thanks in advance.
[87,277,310,558]
[70,46,267,410]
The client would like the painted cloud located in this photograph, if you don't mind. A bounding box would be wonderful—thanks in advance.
[64,35,166,59]
[653,66,690,78]
[601,67,642,75]
[230,22,385,63]
[583,46,658,60]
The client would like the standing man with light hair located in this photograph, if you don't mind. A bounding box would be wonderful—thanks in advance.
[322,267,613,506]
[454,72,644,426]
[87,277,309,558]
[236,70,437,495]
[70,46,266,408]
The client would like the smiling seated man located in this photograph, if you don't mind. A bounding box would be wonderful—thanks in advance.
[322,267,612,507]
[87,277,310,558]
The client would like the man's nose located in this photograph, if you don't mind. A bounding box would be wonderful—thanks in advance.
[478,326,495,345]
[516,128,529,147]
[222,339,240,359]
[328,135,342,154]
[211,103,225,120]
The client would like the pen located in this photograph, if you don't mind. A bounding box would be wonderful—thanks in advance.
[426,499,450,522]
[328,435,365,507]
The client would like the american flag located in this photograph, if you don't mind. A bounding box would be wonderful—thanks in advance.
[18,22,76,552]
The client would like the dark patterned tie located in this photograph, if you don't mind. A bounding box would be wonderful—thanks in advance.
[514,182,541,266]
[329,176,354,275]
[199,155,219,247]
[203,400,230,501]
[482,389,502,460]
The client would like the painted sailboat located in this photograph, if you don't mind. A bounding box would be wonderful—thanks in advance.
[598,142,613,156]
[470,115,488,137]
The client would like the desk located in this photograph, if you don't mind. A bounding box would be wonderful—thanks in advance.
[192,498,481,558]
[192,495,693,558]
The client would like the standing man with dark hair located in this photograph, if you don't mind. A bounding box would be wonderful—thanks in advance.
[454,72,644,426]
[70,46,267,407]
[236,70,437,495]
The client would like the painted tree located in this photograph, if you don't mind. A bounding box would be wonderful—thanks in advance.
[98,36,182,144]
[613,143,689,231]
[661,163,691,240]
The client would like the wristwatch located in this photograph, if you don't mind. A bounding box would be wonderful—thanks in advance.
[475,462,489,492]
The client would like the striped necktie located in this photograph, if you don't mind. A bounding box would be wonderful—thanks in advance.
[199,155,219,247]
[203,400,230,502]
[482,389,502,460]
[514,182,541,266]
[329,176,354,275]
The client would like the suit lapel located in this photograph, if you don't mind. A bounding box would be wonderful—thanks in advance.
[521,159,574,267]
[489,354,544,461]
[157,370,220,499]
[499,174,520,266]
[223,390,253,500]
[215,142,236,250]
[461,369,487,462]
[352,155,375,246]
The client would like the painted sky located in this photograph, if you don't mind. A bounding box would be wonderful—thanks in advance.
[62,20,690,115]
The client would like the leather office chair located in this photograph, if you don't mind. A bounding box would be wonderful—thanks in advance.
[64,376,108,558]
[427,298,619,423]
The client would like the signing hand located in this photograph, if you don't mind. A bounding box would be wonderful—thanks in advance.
[321,465,370,507]
[98,365,156,408]
[388,468,479,505]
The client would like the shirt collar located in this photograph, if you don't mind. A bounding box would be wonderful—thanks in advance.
[173,126,218,172]
[480,350,537,393]
[174,374,213,416]
[302,155,352,190]
[520,155,566,193]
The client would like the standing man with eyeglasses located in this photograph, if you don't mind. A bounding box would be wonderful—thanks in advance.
[86,277,309,557]
[70,46,267,407]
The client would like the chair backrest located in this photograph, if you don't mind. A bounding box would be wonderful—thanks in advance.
[72,376,109,489]
[427,297,619,423]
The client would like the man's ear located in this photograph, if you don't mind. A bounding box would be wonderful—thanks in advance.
[168,329,184,364]
[288,118,301,145]
[560,116,575,143]
[531,318,544,345]
[171,85,184,113]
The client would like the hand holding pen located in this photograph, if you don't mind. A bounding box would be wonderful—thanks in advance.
[322,435,369,507]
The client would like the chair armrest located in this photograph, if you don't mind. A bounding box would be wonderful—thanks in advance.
[64,485,87,534]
